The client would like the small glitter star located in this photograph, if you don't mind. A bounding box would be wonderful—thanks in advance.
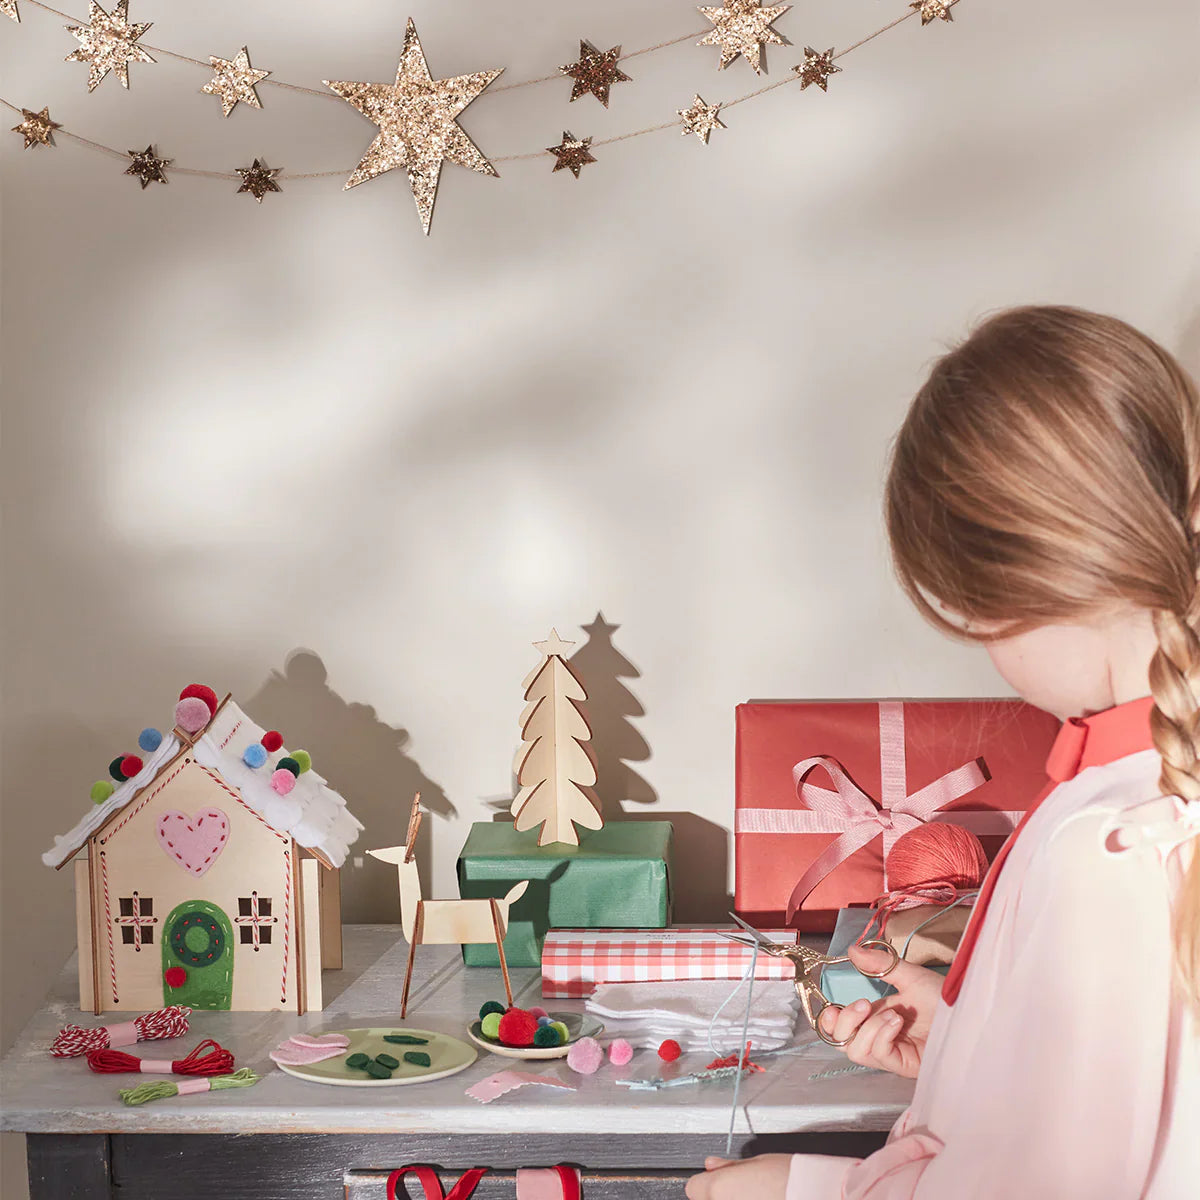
[235,158,282,203]
[11,107,61,149]
[202,46,271,117]
[677,94,725,143]
[324,19,502,235]
[546,131,596,178]
[65,1,155,92]
[124,145,170,189]
[910,1,953,24]
[2,1,20,24]
[698,0,790,74]
[793,46,840,92]
[560,40,632,108]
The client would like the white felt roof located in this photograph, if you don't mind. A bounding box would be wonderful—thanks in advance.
[44,698,363,870]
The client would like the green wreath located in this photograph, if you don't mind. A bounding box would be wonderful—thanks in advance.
[168,909,226,967]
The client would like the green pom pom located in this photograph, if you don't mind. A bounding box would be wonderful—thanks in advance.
[109,756,128,781]
[365,1060,392,1079]
[480,1012,502,1039]
[479,1000,506,1020]
[374,1053,399,1069]
[533,1026,561,1048]
[345,1053,369,1069]
[292,749,312,774]
[549,1021,570,1043]
[277,756,301,777]
[90,780,115,805]
[403,1051,431,1068]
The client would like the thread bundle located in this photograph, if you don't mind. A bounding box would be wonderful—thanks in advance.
[119,1067,260,1106]
[50,1005,192,1058]
[86,1038,234,1076]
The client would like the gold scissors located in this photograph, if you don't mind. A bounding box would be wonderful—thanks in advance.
[721,913,899,1047]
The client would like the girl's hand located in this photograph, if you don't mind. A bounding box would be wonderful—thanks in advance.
[685,1155,792,1200]
[816,942,945,1079]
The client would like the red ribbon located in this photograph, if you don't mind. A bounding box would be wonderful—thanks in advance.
[386,1167,488,1200]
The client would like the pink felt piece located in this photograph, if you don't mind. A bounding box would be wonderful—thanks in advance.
[465,1070,578,1104]
[566,1036,603,1076]
[271,769,296,795]
[105,1021,139,1049]
[608,1038,634,1066]
[291,1033,350,1049]
[174,696,212,734]
[174,1078,212,1096]
[269,1041,345,1066]
[156,809,230,877]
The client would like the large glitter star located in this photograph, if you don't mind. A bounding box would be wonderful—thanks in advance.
[560,40,631,108]
[236,158,282,203]
[910,1,954,24]
[698,0,790,74]
[65,1,155,92]
[546,131,596,178]
[324,19,503,235]
[203,46,271,117]
[124,145,170,189]
[12,107,61,149]
[2,1,20,24]
[793,46,840,91]
[677,94,725,144]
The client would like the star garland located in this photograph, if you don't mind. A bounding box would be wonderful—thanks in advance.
[12,106,60,148]
[698,0,790,74]
[236,158,281,203]
[911,1,953,23]
[124,144,169,188]
[65,0,155,92]
[203,47,270,117]
[2,0,19,22]
[677,95,724,144]
[793,47,841,92]
[560,40,632,107]
[546,131,596,178]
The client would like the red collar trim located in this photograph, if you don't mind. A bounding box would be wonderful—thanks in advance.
[1045,695,1156,781]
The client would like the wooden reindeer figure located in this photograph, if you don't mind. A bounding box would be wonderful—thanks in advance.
[368,794,530,1018]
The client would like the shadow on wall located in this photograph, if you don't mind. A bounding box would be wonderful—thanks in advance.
[244,650,453,924]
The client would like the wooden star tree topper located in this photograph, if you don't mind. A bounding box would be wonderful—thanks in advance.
[12,107,61,149]
[203,47,271,117]
[560,40,631,107]
[546,131,596,178]
[65,1,155,92]
[698,0,790,74]
[324,19,503,235]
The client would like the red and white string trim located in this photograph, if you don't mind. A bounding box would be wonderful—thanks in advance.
[49,1005,192,1057]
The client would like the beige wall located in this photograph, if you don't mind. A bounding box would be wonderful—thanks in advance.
[3,0,1198,1193]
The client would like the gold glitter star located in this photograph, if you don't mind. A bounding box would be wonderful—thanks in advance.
[235,158,282,203]
[65,1,155,92]
[546,131,596,178]
[910,1,953,24]
[698,0,790,74]
[12,107,61,149]
[203,46,270,117]
[560,40,631,108]
[793,46,840,91]
[324,19,503,236]
[2,1,20,24]
[124,144,169,189]
[678,94,724,143]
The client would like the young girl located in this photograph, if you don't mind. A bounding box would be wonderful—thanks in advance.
[688,306,1199,1198]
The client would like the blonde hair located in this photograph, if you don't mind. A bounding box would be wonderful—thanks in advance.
[885,305,1200,1003]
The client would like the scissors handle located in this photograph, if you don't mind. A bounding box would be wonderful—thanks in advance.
[821,939,900,979]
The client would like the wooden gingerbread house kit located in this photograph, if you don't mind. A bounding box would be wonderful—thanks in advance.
[43,684,362,1015]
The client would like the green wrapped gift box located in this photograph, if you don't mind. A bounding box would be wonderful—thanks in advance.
[457,821,674,967]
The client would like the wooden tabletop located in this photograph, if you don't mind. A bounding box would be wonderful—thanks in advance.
[0,926,913,1139]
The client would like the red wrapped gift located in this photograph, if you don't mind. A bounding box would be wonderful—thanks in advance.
[734,699,1061,931]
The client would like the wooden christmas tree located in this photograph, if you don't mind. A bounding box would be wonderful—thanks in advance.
[511,629,604,846]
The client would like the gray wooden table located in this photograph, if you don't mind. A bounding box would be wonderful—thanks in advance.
[0,926,912,1199]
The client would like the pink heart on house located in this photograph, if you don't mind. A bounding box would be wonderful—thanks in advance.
[156,809,229,877]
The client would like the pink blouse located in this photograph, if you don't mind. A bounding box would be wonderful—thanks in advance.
[787,699,1200,1199]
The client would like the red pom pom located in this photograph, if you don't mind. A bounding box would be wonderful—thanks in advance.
[119,755,143,779]
[657,1039,682,1062]
[497,1009,538,1047]
[179,684,218,717]
[261,730,284,752]
[164,966,187,988]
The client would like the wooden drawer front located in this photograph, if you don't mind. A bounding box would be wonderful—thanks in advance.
[345,1169,694,1199]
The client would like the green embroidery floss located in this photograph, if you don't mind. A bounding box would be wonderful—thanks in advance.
[119,1068,260,1106]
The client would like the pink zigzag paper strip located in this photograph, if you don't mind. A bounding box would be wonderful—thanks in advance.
[465,1070,578,1104]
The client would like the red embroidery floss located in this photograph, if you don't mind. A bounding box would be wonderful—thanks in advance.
[86,1038,235,1076]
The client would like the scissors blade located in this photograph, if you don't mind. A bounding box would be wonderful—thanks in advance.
[726,911,783,951]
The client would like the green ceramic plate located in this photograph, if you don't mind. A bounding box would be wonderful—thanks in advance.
[466,1011,605,1060]
[274,1028,477,1087]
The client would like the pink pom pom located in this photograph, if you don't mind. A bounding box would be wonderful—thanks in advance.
[174,696,211,734]
[608,1038,634,1066]
[527,1006,549,1021]
[566,1036,603,1076]
[271,768,296,795]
